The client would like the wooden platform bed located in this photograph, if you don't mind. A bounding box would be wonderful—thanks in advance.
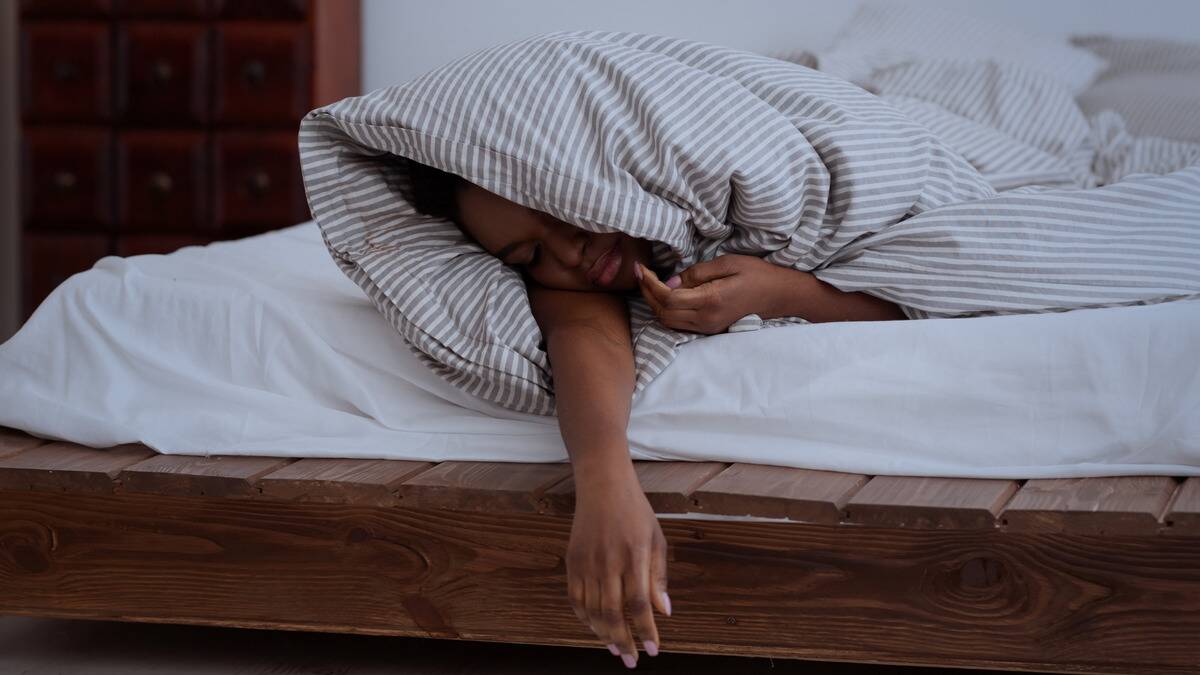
[2,425,1198,673]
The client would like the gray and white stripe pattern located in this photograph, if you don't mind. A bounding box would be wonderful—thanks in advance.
[299,30,1200,415]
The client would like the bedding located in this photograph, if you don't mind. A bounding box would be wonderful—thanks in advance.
[1,221,1198,479]
[1073,35,1200,143]
[300,29,1200,416]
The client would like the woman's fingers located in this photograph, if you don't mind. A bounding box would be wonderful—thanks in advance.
[585,575,613,647]
[650,532,671,618]
[625,553,661,657]
[604,575,638,668]
[568,573,600,642]
[636,263,714,310]
[678,255,740,287]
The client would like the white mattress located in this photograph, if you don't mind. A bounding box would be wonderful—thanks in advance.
[2,222,1198,478]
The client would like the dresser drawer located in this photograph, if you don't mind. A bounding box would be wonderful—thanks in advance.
[20,23,113,122]
[115,234,210,257]
[116,131,209,233]
[115,0,211,17]
[212,0,306,20]
[20,0,112,17]
[213,132,309,233]
[21,128,114,230]
[23,233,112,318]
[213,23,311,125]
[116,23,211,124]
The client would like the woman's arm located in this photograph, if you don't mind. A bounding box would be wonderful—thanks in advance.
[526,282,670,668]
[635,255,905,334]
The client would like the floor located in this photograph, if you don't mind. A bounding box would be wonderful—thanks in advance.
[0,616,1044,675]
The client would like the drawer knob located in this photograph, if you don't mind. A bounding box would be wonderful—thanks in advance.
[247,170,271,195]
[241,59,267,87]
[52,170,78,191]
[151,59,175,84]
[148,171,174,194]
[52,61,80,82]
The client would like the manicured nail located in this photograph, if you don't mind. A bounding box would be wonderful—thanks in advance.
[607,643,620,656]
[644,640,659,657]
[662,592,672,616]
[666,275,681,289]
[634,263,643,281]
[621,653,637,669]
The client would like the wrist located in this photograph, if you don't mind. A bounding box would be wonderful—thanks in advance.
[760,265,815,320]
[572,453,639,499]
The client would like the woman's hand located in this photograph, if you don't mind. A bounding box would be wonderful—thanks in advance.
[568,467,671,669]
[634,254,785,334]
[635,254,907,329]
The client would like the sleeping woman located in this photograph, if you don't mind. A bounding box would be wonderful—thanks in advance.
[401,157,905,668]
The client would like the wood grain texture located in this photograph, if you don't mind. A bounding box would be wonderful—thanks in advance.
[397,461,573,513]
[257,458,433,506]
[0,427,48,458]
[691,463,867,523]
[844,476,1020,530]
[2,489,1199,673]
[118,454,294,498]
[1164,478,1200,535]
[542,461,727,514]
[1000,476,1179,535]
[0,441,155,493]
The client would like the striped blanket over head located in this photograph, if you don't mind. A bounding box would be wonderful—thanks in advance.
[299,30,1200,416]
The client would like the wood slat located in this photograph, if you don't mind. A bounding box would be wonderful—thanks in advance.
[257,458,434,506]
[1000,476,1179,535]
[541,461,727,514]
[118,454,294,498]
[396,461,573,513]
[0,427,49,458]
[0,441,156,493]
[1164,477,1200,535]
[6,489,1200,674]
[844,476,1020,530]
[691,463,867,523]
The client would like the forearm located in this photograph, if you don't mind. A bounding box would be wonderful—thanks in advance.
[762,267,906,322]
[529,286,638,491]
[546,323,638,488]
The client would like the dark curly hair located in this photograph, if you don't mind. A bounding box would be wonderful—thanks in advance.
[393,155,465,223]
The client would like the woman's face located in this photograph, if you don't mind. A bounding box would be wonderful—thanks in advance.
[455,182,654,292]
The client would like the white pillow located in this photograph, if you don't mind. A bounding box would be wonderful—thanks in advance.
[817,1,1108,95]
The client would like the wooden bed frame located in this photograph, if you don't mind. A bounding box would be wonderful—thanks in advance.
[2,424,1198,673]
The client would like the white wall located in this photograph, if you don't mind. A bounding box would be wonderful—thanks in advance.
[363,0,1200,90]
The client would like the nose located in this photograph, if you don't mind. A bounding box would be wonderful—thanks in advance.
[543,223,588,269]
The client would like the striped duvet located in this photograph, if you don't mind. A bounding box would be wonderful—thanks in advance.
[299,30,1200,416]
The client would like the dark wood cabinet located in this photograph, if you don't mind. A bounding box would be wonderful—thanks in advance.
[115,22,211,124]
[18,0,361,319]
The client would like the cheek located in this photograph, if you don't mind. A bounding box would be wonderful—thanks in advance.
[528,264,589,291]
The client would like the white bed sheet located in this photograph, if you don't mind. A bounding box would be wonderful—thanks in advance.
[1,222,1197,478]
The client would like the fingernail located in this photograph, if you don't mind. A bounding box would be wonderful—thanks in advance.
[621,653,637,669]
[607,643,620,656]
[666,275,681,289]
[644,640,659,657]
[662,592,672,616]
[634,263,643,281]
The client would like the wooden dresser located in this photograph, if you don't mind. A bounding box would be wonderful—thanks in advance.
[17,0,360,320]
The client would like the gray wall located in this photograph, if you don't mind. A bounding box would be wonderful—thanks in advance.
[0,1,16,344]
[362,0,1200,91]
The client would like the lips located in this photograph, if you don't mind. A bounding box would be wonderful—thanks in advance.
[587,241,622,287]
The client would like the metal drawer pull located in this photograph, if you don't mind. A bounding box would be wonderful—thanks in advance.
[151,59,174,84]
[247,170,271,195]
[241,59,267,87]
[52,61,80,81]
[52,171,78,191]
[149,171,174,194]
